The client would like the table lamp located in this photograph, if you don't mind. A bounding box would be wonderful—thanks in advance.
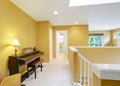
[12,39,21,55]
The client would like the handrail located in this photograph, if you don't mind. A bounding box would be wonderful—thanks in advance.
[69,47,93,86]
[78,53,92,65]
[69,46,120,86]
[69,47,79,52]
[78,54,93,86]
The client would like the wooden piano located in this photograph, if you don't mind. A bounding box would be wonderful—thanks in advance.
[8,50,44,81]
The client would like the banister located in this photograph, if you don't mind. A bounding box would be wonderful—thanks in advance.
[69,46,120,86]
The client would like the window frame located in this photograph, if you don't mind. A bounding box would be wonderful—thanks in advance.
[89,34,103,46]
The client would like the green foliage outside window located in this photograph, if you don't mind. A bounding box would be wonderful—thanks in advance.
[116,32,120,39]
[89,35,103,46]
[89,36,95,46]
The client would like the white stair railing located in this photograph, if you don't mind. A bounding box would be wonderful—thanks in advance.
[78,54,93,86]
[80,58,83,86]
[84,60,87,86]
[87,64,90,86]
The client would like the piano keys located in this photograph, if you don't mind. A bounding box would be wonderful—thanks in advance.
[8,50,44,81]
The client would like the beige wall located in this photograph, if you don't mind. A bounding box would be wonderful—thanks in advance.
[68,49,80,82]
[89,31,112,46]
[0,0,37,76]
[78,48,120,64]
[93,73,120,86]
[37,21,52,62]
[89,29,120,46]
[53,25,88,58]
[111,28,120,46]
[112,28,120,39]
[93,73,101,86]
[70,47,120,85]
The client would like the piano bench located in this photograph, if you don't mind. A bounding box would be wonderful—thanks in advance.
[28,59,43,79]
[21,85,25,86]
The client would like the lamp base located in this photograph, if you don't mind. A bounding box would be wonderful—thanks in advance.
[15,48,17,55]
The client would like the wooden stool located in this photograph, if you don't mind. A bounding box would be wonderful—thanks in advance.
[28,58,43,79]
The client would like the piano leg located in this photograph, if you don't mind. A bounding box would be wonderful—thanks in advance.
[33,65,36,79]
[38,62,43,72]
[27,67,29,78]
[27,59,43,79]
[21,84,25,86]
[32,64,39,79]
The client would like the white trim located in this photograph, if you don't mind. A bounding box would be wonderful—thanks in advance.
[72,82,80,86]
[49,28,53,62]
[70,46,120,48]
[92,64,120,80]
[42,62,50,66]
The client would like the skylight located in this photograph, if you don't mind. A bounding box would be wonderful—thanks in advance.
[69,0,120,7]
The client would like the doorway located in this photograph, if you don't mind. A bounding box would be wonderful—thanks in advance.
[56,30,68,58]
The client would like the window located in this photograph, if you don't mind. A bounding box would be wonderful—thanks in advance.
[89,34,103,46]
[116,32,120,39]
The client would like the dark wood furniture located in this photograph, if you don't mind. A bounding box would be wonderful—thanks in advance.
[28,58,43,79]
[8,50,44,82]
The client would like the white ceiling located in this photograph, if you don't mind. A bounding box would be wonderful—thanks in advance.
[10,0,120,31]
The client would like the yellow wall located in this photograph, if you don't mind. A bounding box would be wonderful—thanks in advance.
[89,29,120,46]
[93,73,120,86]
[89,30,112,46]
[68,49,80,82]
[37,21,52,62]
[112,28,120,39]
[78,48,120,64]
[111,28,120,45]
[69,47,120,84]
[93,73,101,86]
[53,25,88,58]
[0,0,37,76]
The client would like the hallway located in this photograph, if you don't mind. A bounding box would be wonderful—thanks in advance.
[22,55,73,86]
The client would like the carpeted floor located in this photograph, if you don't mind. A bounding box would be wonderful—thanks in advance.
[22,55,73,86]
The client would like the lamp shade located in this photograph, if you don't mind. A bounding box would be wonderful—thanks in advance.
[12,39,20,46]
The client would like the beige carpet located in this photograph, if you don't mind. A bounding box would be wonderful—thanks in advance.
[22,55,73,86]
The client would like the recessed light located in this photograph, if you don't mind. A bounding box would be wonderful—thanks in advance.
[75,21,78,24]
[53,11,58,15]
[104,24,109,28]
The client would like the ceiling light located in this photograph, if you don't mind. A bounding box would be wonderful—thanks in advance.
[104,24,109,29]
[69,0,120,7]
[75,21,78,24]
[53,11,58,15]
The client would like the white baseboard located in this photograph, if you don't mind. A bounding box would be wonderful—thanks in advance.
[42,62,50,66]
[72,82,82,86]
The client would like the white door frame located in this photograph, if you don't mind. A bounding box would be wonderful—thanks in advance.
[49,28,53,62]
[56,30,68,58]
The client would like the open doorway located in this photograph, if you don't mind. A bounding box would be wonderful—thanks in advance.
[56,30,68,58]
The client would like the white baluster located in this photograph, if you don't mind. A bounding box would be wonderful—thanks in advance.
[80,58,83,85]
[90,69,93,86]
[84,60,86,86]
[87,64,90,86]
